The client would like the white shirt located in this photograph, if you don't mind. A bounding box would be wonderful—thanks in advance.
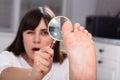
[0,51,69,80]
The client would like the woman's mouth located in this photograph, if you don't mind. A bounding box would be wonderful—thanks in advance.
[32,48,40,53]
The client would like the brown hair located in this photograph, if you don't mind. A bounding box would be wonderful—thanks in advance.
[6,6,66,63]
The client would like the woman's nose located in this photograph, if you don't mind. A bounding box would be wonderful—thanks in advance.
[34,33,41,43]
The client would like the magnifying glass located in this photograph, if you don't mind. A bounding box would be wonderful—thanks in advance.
[48,16,71,49]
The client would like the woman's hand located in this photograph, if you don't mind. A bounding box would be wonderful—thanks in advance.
[31,47,54,80]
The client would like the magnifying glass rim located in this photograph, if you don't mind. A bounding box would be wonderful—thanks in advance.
[48,16,70,41]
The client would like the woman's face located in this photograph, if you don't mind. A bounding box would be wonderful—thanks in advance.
[23,18,53,60]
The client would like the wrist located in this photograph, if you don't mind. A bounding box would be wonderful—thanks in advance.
[28,69,34,80]
[28,68,44,80]
[28,69,39,80]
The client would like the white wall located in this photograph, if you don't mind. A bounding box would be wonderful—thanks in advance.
[1,0,120,53]
[63,0,120,26]
[0,32,15,52]
[72,0,97,26]
[0,0,20,33]
[63,0,97,26]
[96,0,120,16]
[0,0,97,53]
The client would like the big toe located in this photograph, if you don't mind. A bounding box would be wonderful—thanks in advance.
[62,21,73,35]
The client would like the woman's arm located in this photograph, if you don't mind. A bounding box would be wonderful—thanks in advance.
[0,67,40,80]
[0,46,54,80]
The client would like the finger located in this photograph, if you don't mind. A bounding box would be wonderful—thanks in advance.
[40,47,54,57]
[39,65,50,75]
[34,51,53,63]
[34,54,41,63]
[34,61,49,74]
[34,54,52,68]
[39,57,51,67]
[39,52,52,60]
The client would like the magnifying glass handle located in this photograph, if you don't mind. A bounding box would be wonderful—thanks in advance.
[50,40,56,49]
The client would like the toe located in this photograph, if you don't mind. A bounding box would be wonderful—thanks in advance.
[62,21,73,35]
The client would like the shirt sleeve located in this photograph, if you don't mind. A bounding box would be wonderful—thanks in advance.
[0,51,13,74]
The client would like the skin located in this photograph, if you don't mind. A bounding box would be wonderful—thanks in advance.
[0,18,54,80]
[62,21,96,80]
[22,18,53,65]
[0,19,96,80]
[22,18,54,79]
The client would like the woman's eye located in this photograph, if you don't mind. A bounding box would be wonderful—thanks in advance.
[41,31,49,36]
[27,31,34,34]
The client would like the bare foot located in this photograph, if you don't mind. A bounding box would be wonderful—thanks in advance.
[62,21,96,80]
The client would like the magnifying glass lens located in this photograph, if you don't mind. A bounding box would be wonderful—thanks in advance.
[48,16,70,41]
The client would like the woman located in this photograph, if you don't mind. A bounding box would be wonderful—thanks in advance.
[0,6,96,80]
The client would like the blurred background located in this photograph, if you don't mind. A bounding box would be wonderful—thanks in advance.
[0,0,98,51]
[1,0,120,33]
[0,0,120,80]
